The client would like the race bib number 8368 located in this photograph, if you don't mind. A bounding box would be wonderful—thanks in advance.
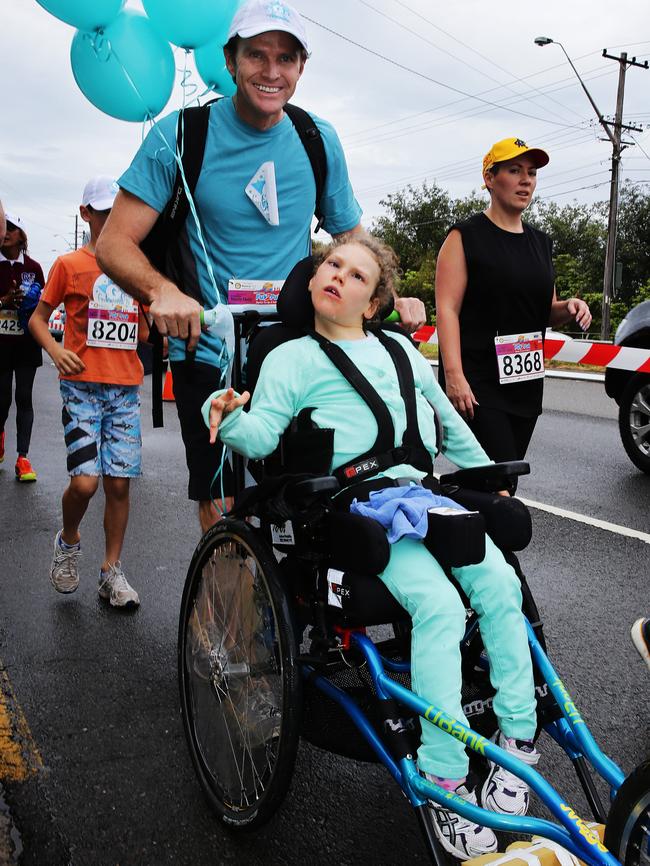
[495,331,544,385]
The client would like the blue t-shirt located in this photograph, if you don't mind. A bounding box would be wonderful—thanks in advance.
[119,98,362,367]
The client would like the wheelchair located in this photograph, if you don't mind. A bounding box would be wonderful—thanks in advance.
[177,284,648,866]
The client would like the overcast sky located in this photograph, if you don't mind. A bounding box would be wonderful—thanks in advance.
[4,0,649,274]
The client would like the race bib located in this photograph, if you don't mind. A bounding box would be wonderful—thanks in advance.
[495,331,544,385]
[0,309,24,336]
[86,301,138,350]
[227,279,284,313]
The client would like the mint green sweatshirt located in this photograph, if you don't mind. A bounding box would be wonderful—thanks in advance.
[201,331,491,481]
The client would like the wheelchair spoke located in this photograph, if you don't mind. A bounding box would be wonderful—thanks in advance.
[183,533,285,812]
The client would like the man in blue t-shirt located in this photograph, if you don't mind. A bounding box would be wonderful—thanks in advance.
[97,0,426,532]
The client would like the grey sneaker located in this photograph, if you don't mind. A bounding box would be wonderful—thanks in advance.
[98,562,140,608]
[50,530,81,594]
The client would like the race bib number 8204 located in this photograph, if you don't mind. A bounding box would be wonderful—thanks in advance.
[87,302,138,350]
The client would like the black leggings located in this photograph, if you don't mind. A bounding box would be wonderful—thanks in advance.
[0,367,38,456]
[465,405,538,487]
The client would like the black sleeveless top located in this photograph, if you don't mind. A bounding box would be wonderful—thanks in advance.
[438,213,554,417]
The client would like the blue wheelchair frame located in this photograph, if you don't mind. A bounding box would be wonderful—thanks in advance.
[304,621,625,866]
[223,312,627,863]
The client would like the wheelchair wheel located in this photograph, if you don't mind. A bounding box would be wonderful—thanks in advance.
[178,518,302,830]
[605,760,650,866]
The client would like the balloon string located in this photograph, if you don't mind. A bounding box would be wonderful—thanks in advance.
[88,33,229,369]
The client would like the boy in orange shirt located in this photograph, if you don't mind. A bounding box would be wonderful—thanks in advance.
[30,177,145,608]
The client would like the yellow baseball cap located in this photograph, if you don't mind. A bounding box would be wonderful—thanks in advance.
[482,137,549,176]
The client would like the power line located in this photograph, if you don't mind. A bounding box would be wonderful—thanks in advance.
[354,0,579,125]
[343,67,614,152]
[301,14,584,129]
[383,0,587,122]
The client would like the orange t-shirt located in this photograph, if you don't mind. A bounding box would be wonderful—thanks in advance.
[42,248,144,386]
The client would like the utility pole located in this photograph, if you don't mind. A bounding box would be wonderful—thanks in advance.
[74,214,79,250]
[600,51,648,340]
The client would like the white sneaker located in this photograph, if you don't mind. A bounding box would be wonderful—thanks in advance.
[481,731,540,816]
[98,562,140,608]
[631,618,650,671]
[50,531,81,594]
[428,782,498,860]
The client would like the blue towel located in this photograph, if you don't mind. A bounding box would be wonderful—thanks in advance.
[350,483,466,544]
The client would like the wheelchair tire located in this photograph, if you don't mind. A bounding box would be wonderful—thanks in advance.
[178,518,302,830]
[604,760,650,866]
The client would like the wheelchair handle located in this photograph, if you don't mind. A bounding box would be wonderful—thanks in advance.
[439,461,530,493]
[287,475,341,506]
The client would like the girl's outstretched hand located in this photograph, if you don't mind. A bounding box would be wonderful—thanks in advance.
[208,388,250,444]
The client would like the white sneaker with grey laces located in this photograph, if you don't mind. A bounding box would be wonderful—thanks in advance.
[50,530,81,594]
[481,731,540,816]
[98,562,140,608]
[428,781,498,860]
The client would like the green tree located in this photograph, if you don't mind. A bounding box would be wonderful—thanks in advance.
[616,182,650,306]
[372,182,452,272]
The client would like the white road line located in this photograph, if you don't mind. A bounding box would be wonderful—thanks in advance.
[519,497,650,545]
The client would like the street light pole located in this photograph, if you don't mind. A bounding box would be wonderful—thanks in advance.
[534,38,648,340]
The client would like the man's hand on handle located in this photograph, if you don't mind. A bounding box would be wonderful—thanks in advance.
[393,296,426,334]
[149,283,203,352]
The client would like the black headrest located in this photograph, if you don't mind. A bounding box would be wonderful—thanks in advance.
[277,255,315,329]
[276,251,396,330]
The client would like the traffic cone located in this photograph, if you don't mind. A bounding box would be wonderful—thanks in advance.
[162,369,175,401]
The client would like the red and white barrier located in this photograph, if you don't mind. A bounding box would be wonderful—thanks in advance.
[412,326,650,374]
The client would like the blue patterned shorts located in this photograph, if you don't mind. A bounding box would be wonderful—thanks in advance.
[60,380,142,477]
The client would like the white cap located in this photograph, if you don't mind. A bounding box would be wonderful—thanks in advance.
[227,0,310,55]
[81,175,119,211]
[4,211,26,234]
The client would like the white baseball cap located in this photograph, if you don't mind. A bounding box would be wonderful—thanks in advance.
[81,175,119,211]
[227,0,310,55]
[4,211,26,234]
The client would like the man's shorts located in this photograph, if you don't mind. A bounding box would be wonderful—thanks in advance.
[60,380,142,477]
[170,360,234,502]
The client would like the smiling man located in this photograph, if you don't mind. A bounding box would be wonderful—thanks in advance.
[96,1,362,531]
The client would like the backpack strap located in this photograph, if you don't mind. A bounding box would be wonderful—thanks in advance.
[144,98,218,427]
[284,103,328,232]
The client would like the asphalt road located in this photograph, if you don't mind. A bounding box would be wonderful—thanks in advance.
[0,363,648,866]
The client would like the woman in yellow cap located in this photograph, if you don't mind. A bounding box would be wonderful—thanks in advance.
[435,137,591,468]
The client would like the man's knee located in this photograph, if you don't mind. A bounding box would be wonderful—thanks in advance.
[198,498,232,533]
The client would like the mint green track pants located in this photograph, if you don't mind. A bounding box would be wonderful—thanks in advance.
[378,535,537,779]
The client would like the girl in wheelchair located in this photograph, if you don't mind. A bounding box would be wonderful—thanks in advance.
[203,233,539,860]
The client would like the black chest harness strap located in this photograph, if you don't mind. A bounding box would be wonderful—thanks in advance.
[307,329,434,487]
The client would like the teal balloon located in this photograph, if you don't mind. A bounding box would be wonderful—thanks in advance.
[143,0,240,50]
[35,0,124,32]
[195,37,237,97]
[70,10,175,122]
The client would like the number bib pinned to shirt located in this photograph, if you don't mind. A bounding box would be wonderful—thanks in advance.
[495,331,544,385]
[86,302,138,350]
[0,309,24,336]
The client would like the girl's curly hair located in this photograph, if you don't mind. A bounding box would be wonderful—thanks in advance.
[311,232,399,317]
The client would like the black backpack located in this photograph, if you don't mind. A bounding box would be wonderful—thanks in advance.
[142,97,328,426]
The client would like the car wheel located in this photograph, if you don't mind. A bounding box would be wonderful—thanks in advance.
[618,374,650,474]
